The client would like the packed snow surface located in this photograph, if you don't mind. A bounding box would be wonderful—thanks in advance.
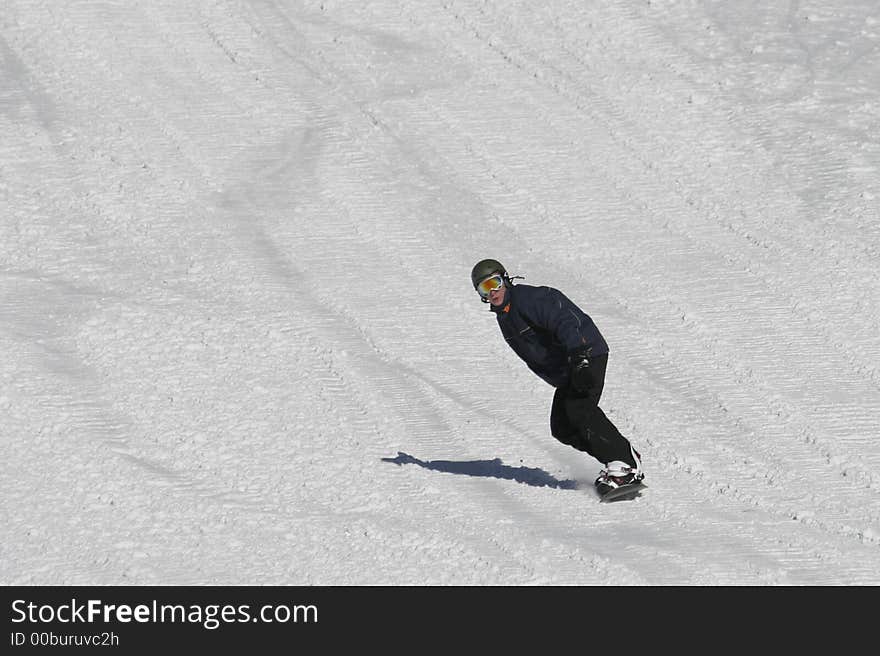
[2,0,879,585]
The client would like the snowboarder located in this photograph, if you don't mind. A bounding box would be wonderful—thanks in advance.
[471,258,644,496]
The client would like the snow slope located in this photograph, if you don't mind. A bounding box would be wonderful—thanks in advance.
[2,0,879,585]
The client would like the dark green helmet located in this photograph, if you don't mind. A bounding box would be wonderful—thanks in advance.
[470,258,508,289]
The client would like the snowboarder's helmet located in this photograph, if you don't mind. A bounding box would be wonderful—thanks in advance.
[470,259,507,289]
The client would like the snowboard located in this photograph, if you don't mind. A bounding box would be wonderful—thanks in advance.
[598,481,646,503]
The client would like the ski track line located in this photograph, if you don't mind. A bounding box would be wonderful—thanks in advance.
[0,274,266,511]
[1,3,291,508]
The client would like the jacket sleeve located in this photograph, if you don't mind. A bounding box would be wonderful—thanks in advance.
[520,287,593,353]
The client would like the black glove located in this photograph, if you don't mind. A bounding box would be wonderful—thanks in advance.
[568,348,594,393]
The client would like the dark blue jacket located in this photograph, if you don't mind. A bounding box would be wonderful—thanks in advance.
[491,283,608,388]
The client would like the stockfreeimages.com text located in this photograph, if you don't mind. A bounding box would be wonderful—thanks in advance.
[10,598,317,631]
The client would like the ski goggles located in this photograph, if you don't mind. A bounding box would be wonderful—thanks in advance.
[476,274,505,299]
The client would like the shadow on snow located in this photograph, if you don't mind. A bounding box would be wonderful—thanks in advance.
[382,451,578,490]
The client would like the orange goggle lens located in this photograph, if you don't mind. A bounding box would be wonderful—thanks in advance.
[476,274,505,298]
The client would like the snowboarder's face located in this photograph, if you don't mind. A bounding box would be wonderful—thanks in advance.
[476,274,507,307]
[487,284,506,307]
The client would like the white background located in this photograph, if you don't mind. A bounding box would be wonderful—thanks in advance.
[2,0,879,584]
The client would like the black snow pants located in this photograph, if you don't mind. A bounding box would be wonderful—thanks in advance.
[549,354,638,467]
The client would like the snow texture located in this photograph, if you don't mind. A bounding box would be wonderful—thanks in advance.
[2,0,879,585]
